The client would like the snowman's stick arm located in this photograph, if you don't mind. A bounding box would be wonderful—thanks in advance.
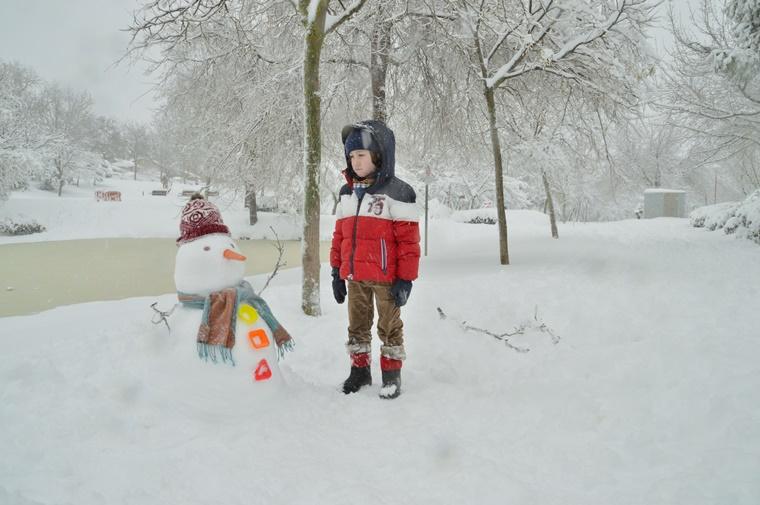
[258,226,286,295]
[150,302,176,332]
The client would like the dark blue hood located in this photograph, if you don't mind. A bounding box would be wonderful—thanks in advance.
[342,120,396,186]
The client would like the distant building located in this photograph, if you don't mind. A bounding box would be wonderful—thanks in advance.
[643,189,687,218]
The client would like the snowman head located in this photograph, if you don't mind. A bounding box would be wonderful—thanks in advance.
[174,196,247,295]
[174,234,246,295]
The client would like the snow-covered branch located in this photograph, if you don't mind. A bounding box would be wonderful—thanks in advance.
[437,306,561,353]
[325,0,368,33]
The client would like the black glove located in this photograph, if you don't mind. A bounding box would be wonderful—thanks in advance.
[332,267,347,304]
[390,279,413,307]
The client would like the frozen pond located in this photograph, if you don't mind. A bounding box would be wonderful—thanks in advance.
[0,238,331,317]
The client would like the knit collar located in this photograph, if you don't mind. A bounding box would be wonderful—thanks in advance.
[352,176,375,188]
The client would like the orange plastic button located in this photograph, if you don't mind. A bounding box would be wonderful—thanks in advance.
[247,329,270,349]
[238,304,258,324]
[253,359,272,381]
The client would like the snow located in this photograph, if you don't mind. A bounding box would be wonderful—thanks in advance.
[0,179,335,244]
[174,234,247,296]
[2,183,760,504]
[307,0,319,24]
[643,188,686,194]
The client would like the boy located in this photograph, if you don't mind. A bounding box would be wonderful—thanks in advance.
[330,120,420,399]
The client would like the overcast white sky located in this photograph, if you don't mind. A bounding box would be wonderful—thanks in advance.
[0,0,156,124]
[0,0,702,126]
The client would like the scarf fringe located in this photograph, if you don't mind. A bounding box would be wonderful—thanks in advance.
[197,342,236,366]
[277,340,295,360]
[197,340,291,365]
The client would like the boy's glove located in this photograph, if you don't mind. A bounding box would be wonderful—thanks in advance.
[332,267,347,304]
[390,279,413,307]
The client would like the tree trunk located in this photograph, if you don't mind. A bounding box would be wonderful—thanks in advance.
[484,87,510,264]
[331,192,339,215]
[133,159,137,181]
[56,158,64,197]
[370,8,392,123]
[301,6,327,316]
[542,170,559,239]
[245,183,258,225]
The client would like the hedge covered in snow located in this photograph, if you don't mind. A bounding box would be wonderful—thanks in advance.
[690,190,760,244]
[0,216,46,236]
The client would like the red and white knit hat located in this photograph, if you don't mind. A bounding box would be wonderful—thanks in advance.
[177,196,230,244]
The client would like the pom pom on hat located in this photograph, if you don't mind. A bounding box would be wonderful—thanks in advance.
[177,196,230,244]
[344,128,380,157]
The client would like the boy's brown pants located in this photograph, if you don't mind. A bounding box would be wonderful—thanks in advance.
[346,280,406,361]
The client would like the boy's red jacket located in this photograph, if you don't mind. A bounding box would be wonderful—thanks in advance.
[330,121,420,283]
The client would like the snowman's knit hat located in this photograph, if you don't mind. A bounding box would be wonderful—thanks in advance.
[177,196,230,244]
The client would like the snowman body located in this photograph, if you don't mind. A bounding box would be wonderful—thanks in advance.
[171,233,283,390]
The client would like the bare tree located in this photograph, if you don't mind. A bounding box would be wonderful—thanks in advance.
[125,122,149,181]
[35,83,93,196]
[129,0,371,315]
[658,0,760,198]
[295,0,368,316]
[449,0,652,263]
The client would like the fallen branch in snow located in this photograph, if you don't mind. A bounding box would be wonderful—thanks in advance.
[257,226,286,295]
[437,306,560,353]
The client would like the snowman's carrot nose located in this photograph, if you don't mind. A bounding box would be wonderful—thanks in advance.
[223,249,247,261]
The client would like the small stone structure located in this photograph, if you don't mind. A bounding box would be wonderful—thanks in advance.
[643,189,686,218]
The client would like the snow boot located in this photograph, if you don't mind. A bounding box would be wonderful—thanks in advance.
[343,366,372,394]
[379,369,402,399]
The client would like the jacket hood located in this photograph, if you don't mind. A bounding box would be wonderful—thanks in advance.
[342,120,395,186]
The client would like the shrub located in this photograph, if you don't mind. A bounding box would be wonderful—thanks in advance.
[0,218,46,236]
[690,189,760,245]
[467,216,497,225]
[689,201,738,230]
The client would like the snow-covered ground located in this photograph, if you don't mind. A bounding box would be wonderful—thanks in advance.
[0,179,331,244]
[1,181,759,505]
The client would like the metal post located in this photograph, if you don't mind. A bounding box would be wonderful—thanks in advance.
[425,183,429,256]
[714,172,718,204]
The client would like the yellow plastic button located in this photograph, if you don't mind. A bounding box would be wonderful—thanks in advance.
[238,304,259,324]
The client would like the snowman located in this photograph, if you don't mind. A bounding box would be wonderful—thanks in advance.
[170,195,293,390]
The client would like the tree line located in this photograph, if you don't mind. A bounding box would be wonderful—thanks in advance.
[128,0,760,315]
[0,59,156,199]
[2,0,758,316]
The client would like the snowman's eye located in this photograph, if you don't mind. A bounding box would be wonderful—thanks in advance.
[203,246,210,251]
[230,243,235,248]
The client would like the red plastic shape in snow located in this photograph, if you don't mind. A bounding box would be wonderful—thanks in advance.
[253,359,272,381]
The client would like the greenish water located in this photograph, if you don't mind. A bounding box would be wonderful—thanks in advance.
[0,238,331,317]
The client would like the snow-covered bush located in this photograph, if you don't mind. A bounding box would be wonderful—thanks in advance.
[452,208,499,224]
[690,189,760,244]
[725,189,760,243]
[467,216,497,225]
[0,217,46,236]
[690,201,740,230]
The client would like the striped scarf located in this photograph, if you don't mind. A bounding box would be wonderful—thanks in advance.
[178,280,294,365]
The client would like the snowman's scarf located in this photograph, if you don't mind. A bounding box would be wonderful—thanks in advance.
[178,280,294,365]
